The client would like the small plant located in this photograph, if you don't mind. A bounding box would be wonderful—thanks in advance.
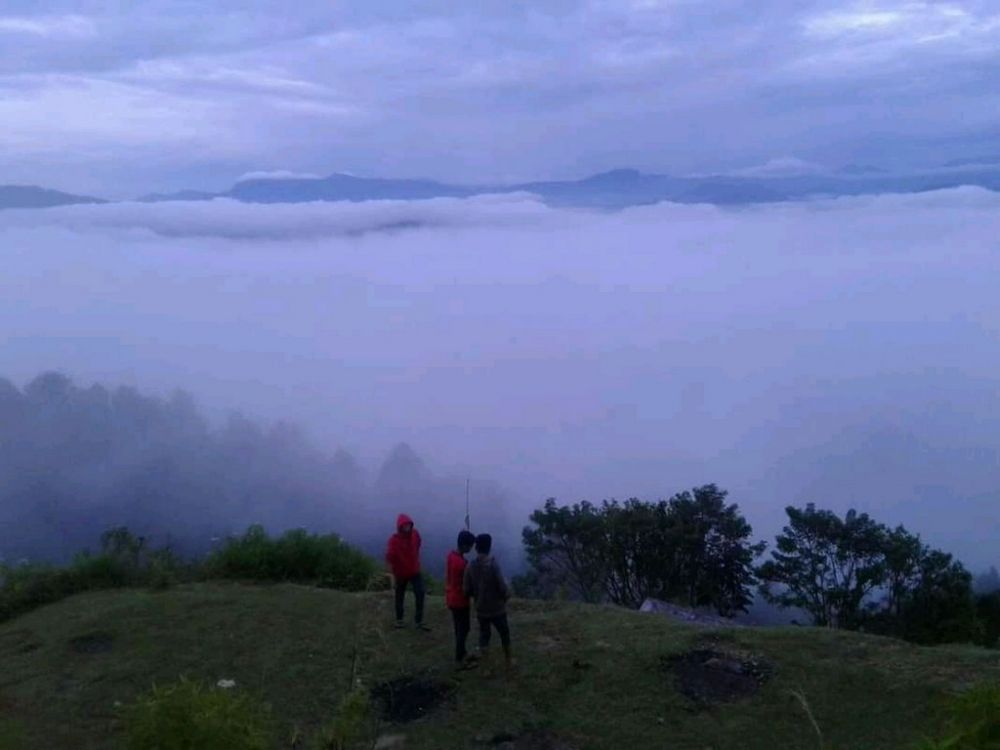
[313,689,372,750]
[919,683,1000,750]
[124,677,275,750]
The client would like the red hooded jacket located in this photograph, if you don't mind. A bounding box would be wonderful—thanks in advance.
[445,550,470,609]
[385,513,422,580]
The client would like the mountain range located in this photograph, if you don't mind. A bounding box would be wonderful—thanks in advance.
[5,161,1000,211]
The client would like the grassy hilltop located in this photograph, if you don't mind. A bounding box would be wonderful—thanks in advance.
[1,583,998,750]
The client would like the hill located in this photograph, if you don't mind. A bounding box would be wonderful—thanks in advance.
[0,185,105,210]
[1,584,997,749]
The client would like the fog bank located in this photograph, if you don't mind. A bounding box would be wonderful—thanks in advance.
[2,190,998,568]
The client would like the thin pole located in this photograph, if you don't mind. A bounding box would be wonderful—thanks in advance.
[465,478,471,531]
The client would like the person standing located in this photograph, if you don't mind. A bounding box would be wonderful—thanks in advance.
[463,533,513,667]
[385,513,429,630]
[446,530,477,669]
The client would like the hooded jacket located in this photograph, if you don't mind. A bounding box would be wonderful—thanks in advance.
[385,513,422,580]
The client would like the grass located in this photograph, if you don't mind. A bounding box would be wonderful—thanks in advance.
[0,583,998,750]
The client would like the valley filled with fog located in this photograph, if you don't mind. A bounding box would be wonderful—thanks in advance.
[2,189,999,570]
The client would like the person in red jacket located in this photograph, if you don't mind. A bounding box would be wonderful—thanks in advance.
[446,530,477,668]
[385,513,428,630]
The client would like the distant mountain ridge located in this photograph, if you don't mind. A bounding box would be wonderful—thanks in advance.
[138,163,1000,209]
[0,185,105,210]
[8,159,1000,212]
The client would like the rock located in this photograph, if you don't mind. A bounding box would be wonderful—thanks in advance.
[374,734,407,750]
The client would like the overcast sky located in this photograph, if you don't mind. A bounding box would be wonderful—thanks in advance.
[2,1,999,196]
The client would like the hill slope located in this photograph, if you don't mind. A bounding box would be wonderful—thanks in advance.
[0,584,997,749]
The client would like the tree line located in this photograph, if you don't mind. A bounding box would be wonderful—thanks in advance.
[0,372,515,566]
[518,486,1000,647]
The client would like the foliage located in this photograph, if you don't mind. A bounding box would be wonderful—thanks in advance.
[313,689,372,750]
[919,683,1000,750]
[758,505,980,643]
[522,485,764,615]
[757,504,885,629]
[975,567,1000,595]
[0,371,366,564]
[522,499,608,603]
[976,592,1000,649]
[123,677,275,750]
[205,526,376,590]
[0,527,182,622]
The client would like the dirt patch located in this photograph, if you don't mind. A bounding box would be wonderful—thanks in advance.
[371,675,453,723]
[489,730,579,750]
[68,631,115,654]
[663,648,772,706]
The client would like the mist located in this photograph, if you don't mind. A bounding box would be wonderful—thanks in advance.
[2,190,998,570]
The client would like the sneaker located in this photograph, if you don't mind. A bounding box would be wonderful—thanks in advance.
[416,622,432,632]
[394,620,406,629]
[455,660,479,672]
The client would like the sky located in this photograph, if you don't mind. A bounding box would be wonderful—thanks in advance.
[1,1,1000,196]
[2,189,999,569]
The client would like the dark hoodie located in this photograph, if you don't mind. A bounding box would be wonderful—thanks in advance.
[463,555,510,618]
[385,513,422,579]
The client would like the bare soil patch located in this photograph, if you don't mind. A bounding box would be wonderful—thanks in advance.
[663,648,772,706]
[371,675,453,723]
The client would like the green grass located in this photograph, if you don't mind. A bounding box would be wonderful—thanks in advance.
[0,583,997,750]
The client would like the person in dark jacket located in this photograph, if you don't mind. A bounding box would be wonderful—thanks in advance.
[462,533,512,666]
[446,530,477,669]
[385,513,429,630]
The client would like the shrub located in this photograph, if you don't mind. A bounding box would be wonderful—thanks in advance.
[920,683,1000,750]
[0,527,184,622]
[124,678,275,750]
[206,526,377,591]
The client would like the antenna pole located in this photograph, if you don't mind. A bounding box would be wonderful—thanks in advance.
[465,478,471,531]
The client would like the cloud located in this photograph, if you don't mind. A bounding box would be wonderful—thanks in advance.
[236,170,322,183]
[1,189,999,568]
[715,156,828,178]
[0,193,554,239]
[0,1,998,194]
[0,14,96,38]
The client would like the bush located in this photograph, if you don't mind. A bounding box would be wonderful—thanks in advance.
[124,678,274,750]
[205,526,377,591]
[0,528,184,622]
[920,683,1000,750]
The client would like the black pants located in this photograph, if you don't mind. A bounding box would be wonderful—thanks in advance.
[450,607,471,662]
[394,573,425,624]
[478,613,511,650]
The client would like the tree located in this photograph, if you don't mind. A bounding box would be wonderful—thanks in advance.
[757,504,886,628]
[522,485,764,615]
[894,549,978,644]
[522,499,608,603]
[759,505,981,644]
[974,565,1000,595]
[660,485,765,616]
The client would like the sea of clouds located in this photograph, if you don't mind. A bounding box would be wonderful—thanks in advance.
[2,188,998,567]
